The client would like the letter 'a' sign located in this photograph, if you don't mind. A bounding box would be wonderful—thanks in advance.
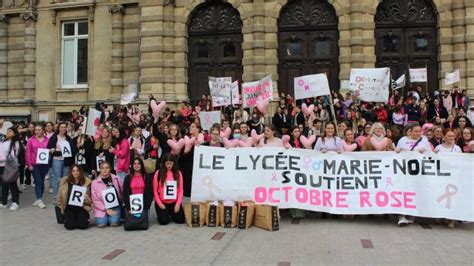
[163,181,177,200]
[68,185,86,207]
[130,194,143,214]
[60,141,72,158]
[36,148,50,164]
[101,187,119,209]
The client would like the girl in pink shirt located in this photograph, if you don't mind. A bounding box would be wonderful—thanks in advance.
[153,153,184,225]
[110,127,130,181]
[123,158,152,222]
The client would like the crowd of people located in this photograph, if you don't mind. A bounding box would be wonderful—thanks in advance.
[0,85,473,230]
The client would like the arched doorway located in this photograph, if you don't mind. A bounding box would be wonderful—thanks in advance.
[375,0,438,93]
[187,1,243,103]
[278,0,339,97]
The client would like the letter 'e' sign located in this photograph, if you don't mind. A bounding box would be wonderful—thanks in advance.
[163,181,177,200]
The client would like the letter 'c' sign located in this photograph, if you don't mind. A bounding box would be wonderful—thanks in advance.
[163,181,177,200]
[101,187,119,209]
[68,185,86,207]
[36,148,50,164]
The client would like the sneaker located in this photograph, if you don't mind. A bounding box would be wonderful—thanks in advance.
[0,204,8,209]
[37,200,46,209]
[45,174,50,180]
[32,200,40,207]
[9,203,19,211]
[48,188,53,194]
[398,216,410,227]
[31,183,35,187]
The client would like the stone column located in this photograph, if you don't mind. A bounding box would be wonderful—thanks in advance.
[437,3,454,88]
[22,8,37,100]
[163,2,178,101]
[465,0,474,96]
[0,15,8,99]
[451,1,466,89]
[109,4,124,95]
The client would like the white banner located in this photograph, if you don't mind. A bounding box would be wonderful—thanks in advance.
[294,74,330,100]
[199,111,221,131]
[68,185,86,207]
[191,146,474,221]
[230,81,240,105]
[349,68,390,102]
[445,70,460,85]
[86,108,102,137]
[209,77,232,107]
[242,76,273,108]
[120,93,135,105]
[409,68,427,82]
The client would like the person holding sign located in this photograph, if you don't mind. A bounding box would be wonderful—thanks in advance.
[25,124,49,209]
[153,154,184,225]
[91,161,123,228]
[56,165,92,230]
[92,128,115,176]
[123,158,153,228]
[110,127,130,181]
[47,122,77,205]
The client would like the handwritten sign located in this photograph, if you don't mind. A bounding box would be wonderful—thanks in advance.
[198,111,221,131]
[242,76,273,108]
[294,74,330,100]
[445,70,460,85]
[409,68,427,82]
[209,77,232,107]
[349,68,390,102]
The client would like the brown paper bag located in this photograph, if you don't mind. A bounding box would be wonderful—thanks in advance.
[254,205,280,231]
[206,202,220,227]
[219,202,238,228]
[185,202,206,227]
[237,201,255,229]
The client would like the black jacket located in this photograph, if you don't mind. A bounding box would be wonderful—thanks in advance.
[123,174,153,211]
[47,134,77,167]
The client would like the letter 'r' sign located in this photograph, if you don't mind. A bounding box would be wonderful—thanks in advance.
[68,185,86,207]
[163,181,177,200]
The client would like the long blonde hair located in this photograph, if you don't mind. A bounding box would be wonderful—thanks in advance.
[94,128,112,150]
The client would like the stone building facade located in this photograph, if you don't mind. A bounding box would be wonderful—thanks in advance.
[0,0,473,121]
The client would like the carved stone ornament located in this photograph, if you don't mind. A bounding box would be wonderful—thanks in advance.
[164,0,176,7]
[375,0,436,24]
[0,15,10,24]
[108,4,124,14]
[278,0,337,28]
[189,1,242,34]
[22,9,38,22]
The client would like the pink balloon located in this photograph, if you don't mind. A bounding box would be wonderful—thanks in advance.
[184,136,197,153]
[256,99,270,115]
[196,133,205,145]
[300,135,316,149]
[238,137,254,147]
[342,140,358,151]
[195,106,201,114]
[281,135,292,149]
[223,138,239,148]
[369,136,389,151]
[250,129,264,145]
[220,127,231,139]
[301,103,315,116]
[167,139,185,155]
[150,99,166,118]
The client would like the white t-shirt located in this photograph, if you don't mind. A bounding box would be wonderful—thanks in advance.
[396,136,431,151]
[434,144,462,153]
[314,137,342,151]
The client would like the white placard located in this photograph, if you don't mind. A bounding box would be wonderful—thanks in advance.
[81,117,87,135]
[242,75,273,108]
[75,153,86,165]
[120,93,135,105]
[163,180,177,200]
[209,77,232,107]
[85,108,102,137]
[101,187,119,209]
[60,141,72,158]
[340,80,350,90]
[96,156,105,171]
[130,194,144,214]
[294,74,330,100]
[68,185,87,207]
[36,148,50,164]
[445,70,460,85]
[409,68,427,82]
[39,114,49,122]
[199,111,221,131]
[349,68,390,102]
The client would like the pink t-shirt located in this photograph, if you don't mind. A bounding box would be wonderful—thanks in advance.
[130,175,145,195]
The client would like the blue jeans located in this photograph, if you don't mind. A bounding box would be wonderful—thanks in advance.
[52,160,69,204]
[95,207,121,226]
[32,164,49,200]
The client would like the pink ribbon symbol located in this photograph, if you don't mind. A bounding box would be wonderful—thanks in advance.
[386,177,393,187]
[204,114,212,125]
[271,173,277,182]
[436,184,458,209]
[202,176,222,200]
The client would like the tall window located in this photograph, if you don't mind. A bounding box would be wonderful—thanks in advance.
[62,21,88,88]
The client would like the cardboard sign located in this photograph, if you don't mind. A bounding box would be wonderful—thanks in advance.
[230,81,240,105]
[349,68,390,102]
[60,141,72,158]
[294,74,330,100]
[242,76,273,108]
[129,194,144,214]
[101,187,119,209]
[198,111,221,131]
[96,156,105,171]
[409,68,427,82]
[36,148,50,164]
[68,185,87,207]
[75,153,86,165]
[163,180,177,200]
[209,77,232,107]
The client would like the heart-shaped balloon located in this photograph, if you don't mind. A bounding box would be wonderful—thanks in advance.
[256,98,270,115]
[238,137,254,147]
[281,135,292,149]
[195,133,205,145]
[301,103,315,116]
[220,127,231,139]
[167,138,185,155]
[150,99,166,119]
[223,138,239,148]
[300,135,316,149]
[342,141,358,151]
[184,135,197,153]
[250,129,264,145]
[369,136,389,151]
[195,106,201,114]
